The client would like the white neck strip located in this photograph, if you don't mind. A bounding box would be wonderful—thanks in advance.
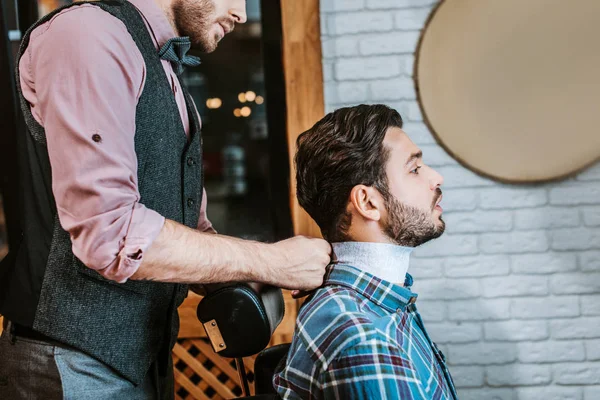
[331,241,413,285]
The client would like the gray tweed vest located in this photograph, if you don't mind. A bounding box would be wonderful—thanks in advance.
[0,0,203,384]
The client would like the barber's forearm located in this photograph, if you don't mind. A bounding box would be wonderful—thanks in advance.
[131,219,274,284]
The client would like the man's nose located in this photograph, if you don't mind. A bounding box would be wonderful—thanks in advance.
[430,168,444,190]
[231,1,248,24]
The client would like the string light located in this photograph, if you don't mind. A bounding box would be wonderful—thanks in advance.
[255,96,264,105]
[240,106,251,117]
[233,108,242,117]
[206,98,222,109]
[245,91,256,102]
[238,93,247,103]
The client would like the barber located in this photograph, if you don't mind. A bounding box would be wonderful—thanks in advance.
[0,0,330,398]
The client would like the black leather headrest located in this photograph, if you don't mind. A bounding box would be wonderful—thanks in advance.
[196,283,285,358]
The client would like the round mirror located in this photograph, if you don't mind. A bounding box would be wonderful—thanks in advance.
[415,0,600,183]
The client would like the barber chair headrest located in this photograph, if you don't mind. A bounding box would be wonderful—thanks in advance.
[196,283,285,358]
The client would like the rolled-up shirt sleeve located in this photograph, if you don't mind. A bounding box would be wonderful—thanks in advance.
[20,5,164,282]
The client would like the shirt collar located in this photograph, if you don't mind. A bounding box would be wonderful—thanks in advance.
[324,264,418,314]
[332,241,413,284]
[129,0,178,49]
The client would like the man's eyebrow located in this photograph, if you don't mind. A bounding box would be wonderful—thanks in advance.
[405,150,423,166]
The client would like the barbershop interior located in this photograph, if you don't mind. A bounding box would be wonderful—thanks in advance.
[0,0,599,399]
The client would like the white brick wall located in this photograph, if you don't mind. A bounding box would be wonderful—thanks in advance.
[515,387,583,400]
[487,364,552,386]
[320,0,600,397]
[586,340,600,360]
[585,386,600,400]
[580,251,600,272]
[581,295,600,316]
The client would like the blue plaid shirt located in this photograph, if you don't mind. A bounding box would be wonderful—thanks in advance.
[274,264,458,399]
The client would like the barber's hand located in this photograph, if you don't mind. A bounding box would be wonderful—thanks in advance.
[268,236,331,291]
[290,289,315,299]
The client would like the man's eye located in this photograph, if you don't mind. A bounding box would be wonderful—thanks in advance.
[410,166,422,174]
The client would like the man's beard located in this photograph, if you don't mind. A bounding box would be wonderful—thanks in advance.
[172,0,220,53]
[382,189,445,247]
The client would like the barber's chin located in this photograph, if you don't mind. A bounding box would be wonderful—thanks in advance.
[213,26,225,42]
[212,31,224,47]
[197,36,219,53]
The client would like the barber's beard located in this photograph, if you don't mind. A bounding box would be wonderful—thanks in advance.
[172,0,218,53]
[382,190,445,247]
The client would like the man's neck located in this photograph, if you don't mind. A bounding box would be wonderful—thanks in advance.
[331,242,413,285]
[153,0,179,36]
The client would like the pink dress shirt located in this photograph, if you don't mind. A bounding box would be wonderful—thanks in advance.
[18,0,213,283]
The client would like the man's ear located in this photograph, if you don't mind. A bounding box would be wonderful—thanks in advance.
[348,185,384,222]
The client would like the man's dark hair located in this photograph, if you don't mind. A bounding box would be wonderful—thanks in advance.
[295,104,403,241]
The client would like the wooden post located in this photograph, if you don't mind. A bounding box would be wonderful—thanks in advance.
[280,0,324,238]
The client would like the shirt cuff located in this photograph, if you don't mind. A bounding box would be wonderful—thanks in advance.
[97,204,165,283]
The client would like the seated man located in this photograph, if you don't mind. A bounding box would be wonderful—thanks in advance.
[274,104,458,399]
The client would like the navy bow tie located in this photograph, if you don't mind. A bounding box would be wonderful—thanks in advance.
[158,37,201,75]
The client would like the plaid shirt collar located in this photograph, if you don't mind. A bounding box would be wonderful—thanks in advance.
[324,263,418,314]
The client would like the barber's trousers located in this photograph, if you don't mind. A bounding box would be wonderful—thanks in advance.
[0,323,173,399]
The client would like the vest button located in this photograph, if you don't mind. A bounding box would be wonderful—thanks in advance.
[187,198,195,207]
[187,157,195,166]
